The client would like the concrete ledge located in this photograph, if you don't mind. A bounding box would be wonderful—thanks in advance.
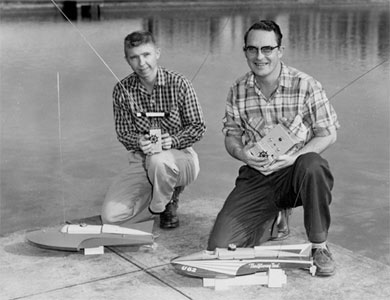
[2,203,390,300]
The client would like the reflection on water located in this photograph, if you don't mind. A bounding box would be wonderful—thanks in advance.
[289,9,389,64]
[0,4,389,264]
[145,7,389,64]
[2,5,388,63]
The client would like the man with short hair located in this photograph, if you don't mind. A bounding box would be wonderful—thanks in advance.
[102,31,206,229]
[207,20,339,276]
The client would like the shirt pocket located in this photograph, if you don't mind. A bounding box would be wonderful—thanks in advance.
[243,115,266,141]
[132,113,150,133]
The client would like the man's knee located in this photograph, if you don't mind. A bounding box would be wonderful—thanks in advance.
[295,152,334,198]
[101,201,134,224]
[207,213,250,250]
[208,227,230,250]
[295,152,332,180]
[296,152,327,169]
[147,151,178,175]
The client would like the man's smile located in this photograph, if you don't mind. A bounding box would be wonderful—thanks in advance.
[254,61,269,67]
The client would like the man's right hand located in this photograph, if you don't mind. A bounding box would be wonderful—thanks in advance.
[243,146,272,173]
[226,135,271,173]
[139,134,152,155]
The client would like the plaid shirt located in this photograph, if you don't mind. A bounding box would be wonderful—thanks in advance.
[223,63,340,151]
[113,66,206,151]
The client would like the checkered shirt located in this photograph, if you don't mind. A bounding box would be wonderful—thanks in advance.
[113,66,206,151]
[223,62,340,150]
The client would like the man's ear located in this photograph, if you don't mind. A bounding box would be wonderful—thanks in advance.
[278,46,284,59]
[155,47,161,59]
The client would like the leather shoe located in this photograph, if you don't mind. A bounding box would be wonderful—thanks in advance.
[160,187,183,229]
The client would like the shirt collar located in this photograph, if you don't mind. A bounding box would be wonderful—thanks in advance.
[245,71,256,88]
[130,66,166,90]
[155,66,166,86]
[278,62,293,88]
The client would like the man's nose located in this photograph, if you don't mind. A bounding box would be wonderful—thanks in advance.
[256,49,265,59]
[139,56,146,66]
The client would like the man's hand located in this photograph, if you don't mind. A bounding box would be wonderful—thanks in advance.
[139,133,172,154]
[139,134,152,155]
[244,146,273,172]
[258,154,296,176]
[161,133,172,150]
[260,128,338,175]
[226,134,297,176]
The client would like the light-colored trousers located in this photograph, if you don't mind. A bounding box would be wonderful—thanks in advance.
[101,147,199,224]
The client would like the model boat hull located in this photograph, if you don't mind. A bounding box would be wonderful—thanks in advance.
[171,243,315,278]
[26,220,154,251]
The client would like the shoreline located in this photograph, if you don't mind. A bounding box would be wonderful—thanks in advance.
[1,0,389,11]
[1,2,388,19]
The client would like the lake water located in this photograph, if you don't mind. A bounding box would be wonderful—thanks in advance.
[1,4,389,264]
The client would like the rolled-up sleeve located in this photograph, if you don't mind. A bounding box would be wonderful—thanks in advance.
[306,80,340,137]
[171,79,206,149]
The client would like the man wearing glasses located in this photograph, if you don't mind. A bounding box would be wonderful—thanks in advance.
[207,20,339,276]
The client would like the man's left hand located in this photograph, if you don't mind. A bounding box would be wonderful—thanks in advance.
[161,133,172,150]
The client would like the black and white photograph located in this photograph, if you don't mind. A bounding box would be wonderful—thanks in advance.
[1,0,389,299]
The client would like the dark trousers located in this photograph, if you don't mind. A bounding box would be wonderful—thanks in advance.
[207,152,334,250]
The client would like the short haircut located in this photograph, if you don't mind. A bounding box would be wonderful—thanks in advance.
[244,20,283,46]
[124,31,156,51]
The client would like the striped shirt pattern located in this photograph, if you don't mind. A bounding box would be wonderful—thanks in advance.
[223,63,340,150]
[113,66,206,151]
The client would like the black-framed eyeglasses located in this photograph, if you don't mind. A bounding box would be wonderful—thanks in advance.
[243,45,280,57]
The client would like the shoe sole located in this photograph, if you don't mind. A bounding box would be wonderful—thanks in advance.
[316,270,336,277]
[315,266,336,277]
[160,222,180,229]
